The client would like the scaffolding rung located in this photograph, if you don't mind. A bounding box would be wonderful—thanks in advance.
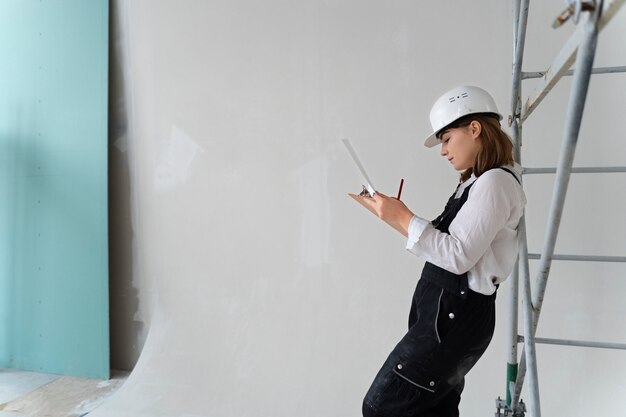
[518,336,626,350]
[527,253,626,263]
[520,0,626,123]
[523,166,626,174]
[522,65,626,79]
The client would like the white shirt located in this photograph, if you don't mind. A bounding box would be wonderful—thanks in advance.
[406,163,526,295]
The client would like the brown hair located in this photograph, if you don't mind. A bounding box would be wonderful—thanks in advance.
[436,113,514,182]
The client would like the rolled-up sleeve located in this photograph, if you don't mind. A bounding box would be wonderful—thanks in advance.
[406,215,431,248]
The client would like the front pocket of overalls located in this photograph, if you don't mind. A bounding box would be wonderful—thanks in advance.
[392,362,440,394]
[436,288,466,342]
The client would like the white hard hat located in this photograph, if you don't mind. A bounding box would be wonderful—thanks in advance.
[424,85,502,148]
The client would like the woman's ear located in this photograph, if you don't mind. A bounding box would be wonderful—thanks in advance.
[469,120,482,139]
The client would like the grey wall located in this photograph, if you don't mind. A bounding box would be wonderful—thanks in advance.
[104,1,626,416]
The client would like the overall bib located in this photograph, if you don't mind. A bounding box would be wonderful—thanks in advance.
[363,168,518,417]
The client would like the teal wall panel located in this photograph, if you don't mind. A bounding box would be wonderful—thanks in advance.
[0,1,109,379]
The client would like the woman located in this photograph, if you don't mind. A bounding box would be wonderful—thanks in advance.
[358,85,526,417]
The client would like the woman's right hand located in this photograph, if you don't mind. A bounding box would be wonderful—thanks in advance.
[357,191,414,237]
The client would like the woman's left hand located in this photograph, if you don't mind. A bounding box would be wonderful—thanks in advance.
[358,191,415,237]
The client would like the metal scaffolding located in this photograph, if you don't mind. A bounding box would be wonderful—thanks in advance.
[496,1,626,416]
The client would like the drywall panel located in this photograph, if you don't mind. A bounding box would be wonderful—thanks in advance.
[100,0,626,416]
[0,1,109,378]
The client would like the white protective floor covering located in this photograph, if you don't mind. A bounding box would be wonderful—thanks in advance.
[0,369,127,417]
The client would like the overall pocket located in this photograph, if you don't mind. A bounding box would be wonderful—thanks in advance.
[435,288,467,342]
[393,362,440,394]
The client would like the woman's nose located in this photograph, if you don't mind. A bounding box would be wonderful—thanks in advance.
[440,143,447,156]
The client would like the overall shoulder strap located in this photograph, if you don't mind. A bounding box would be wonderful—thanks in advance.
[497,167,521,185]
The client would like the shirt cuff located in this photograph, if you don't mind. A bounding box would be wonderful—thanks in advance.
[406,215,430,249]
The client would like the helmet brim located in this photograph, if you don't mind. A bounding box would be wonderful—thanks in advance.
[424,132,439,148]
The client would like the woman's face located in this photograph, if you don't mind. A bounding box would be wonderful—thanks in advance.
[439,121,481,171]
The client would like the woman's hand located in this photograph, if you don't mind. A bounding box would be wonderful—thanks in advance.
[357,191,415,237]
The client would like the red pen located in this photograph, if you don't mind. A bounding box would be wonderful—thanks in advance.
[397,178,404,200]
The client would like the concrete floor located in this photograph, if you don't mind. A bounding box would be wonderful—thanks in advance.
[0,369,127,417]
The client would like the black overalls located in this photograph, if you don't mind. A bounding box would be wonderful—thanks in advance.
[363,168,519,417]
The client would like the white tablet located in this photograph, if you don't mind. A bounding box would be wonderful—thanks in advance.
[342,138,376,197]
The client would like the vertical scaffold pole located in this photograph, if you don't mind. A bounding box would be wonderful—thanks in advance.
[507,0,529,410]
